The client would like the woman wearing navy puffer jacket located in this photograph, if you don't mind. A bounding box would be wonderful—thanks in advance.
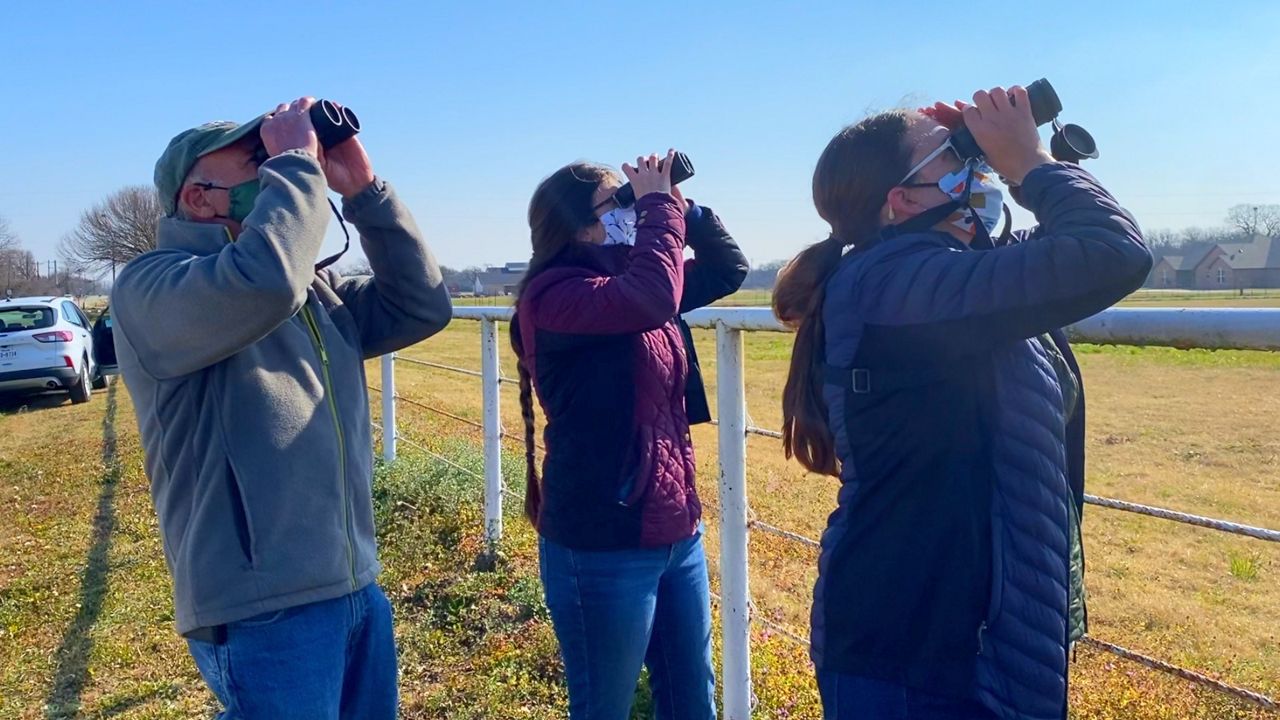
[774,87,1151,719]
[511,151,748,719]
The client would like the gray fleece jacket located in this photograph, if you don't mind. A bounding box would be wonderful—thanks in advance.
[112,150,451,634]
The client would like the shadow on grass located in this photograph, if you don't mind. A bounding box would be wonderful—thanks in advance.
[0,391,70,414]
[43,383,120,719]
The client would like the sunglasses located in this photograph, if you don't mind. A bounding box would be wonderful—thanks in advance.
[899,138,964,187]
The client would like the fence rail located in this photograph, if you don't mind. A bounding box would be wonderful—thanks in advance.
[379,305,1280,716]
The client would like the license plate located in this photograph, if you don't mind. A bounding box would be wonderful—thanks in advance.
[0,349,16,361]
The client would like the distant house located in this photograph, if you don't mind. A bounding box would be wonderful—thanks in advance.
[1146,237,1280,289]
[472,262,529,296]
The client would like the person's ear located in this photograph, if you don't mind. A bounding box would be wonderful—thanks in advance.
[576,220,602,244]
[178,183,219,220]
[885,186,934,222]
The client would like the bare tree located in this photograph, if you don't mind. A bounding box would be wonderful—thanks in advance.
[0,214,17,253]
[1226,204,1280,238]
[338,259,373,276]
[60,186,163,277]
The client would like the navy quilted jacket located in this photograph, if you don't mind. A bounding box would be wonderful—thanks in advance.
[812,163,1151,719]
[516,195,748,550]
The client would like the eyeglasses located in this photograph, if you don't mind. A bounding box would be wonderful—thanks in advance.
[592,194,622,214]
[899,138,963,186]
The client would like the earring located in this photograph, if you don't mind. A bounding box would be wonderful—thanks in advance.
[888,207,896,221]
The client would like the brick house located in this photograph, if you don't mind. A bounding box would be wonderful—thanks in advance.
[1146,237,1280,289]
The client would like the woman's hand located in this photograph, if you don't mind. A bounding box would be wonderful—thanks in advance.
[961,86,1054,185]
[622,150,676,200]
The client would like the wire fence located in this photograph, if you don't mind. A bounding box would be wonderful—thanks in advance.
[379,328,1280,713]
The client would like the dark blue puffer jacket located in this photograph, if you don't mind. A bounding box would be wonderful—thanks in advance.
[811,163,1151,719]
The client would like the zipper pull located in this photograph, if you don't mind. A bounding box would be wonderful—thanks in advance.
[977,621,987,654]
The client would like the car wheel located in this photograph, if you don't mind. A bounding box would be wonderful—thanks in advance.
[69,362,92,404]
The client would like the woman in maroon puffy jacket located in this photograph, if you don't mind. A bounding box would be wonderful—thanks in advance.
[511,151,747,719]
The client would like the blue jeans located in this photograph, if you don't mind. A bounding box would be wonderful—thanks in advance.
[539,526,716,720]
[817,672,996,720]
[187,583,398,720]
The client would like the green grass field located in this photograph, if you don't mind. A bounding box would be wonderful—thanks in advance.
[1,289,1277,718]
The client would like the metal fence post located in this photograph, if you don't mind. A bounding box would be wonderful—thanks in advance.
[480,318,504,557]
[381,352,396,462]
[716,321,753,718]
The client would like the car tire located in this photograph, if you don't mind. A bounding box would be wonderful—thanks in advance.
[69,362,92,404]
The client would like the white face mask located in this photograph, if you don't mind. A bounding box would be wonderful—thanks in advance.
[937,163,1005,237]
[600,206,637,246]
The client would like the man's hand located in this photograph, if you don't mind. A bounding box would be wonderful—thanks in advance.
[319,134,376,199]
[261,97,320,158]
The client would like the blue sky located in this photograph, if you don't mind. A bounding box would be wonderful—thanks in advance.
[2,1,1278,272]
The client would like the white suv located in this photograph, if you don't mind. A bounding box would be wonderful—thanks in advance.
[0,296,116,404]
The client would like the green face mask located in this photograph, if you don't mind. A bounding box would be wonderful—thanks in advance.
[196,178,261,223]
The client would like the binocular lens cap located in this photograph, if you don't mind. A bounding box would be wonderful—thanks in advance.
[1051,123,1099,162]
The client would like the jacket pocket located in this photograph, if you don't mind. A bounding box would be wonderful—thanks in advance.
[618,425,656,507]
[226,461,256,568]
[985,506,1006,627]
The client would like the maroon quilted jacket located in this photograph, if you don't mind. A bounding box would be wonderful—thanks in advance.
[515,192,744,549]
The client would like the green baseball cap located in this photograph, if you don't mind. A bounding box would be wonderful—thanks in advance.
[154,115,267,216]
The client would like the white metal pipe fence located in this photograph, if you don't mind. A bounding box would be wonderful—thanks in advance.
[377,305,1280,716]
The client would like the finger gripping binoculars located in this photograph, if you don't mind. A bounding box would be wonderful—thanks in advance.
[612,152,697,208]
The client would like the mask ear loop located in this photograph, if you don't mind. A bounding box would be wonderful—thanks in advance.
[314,198,352,272]
[957,161,999,250]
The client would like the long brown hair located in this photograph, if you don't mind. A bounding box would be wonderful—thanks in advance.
[774,111,914,475]
[510,162,616,524]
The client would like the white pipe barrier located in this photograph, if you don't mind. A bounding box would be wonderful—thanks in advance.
[454,305,1280,350]
[716,322,754,719]
[384,304,1280,717]
[381,353,397,462]
[480,318,504,556]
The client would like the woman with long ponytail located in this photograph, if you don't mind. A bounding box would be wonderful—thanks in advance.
[510,151,747,719]
[777,89,1151,719]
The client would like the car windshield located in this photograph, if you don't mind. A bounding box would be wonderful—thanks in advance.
[0,306,56,332]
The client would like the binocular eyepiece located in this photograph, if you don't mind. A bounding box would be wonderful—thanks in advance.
[949,78,1098,164]
[309,99,361,150]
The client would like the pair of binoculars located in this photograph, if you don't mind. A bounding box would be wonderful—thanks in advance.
[308,99,361,149]
[950,78,1099,163]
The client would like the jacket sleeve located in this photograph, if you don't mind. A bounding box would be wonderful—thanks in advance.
[852,163,1152,352]
[528,192,685,335]
[111,151,330,380]
[679,202,750,313]
[324,178,452,358]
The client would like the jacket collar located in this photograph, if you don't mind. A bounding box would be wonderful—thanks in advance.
[155,217,235,256]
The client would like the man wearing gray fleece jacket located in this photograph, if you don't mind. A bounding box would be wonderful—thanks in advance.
[112,97,451,719]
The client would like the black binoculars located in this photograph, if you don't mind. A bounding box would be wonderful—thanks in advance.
[309,99,361,150]
[950,78,1098,164]
[612,152,697,208]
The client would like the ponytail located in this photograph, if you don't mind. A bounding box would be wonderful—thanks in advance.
[775,110,914,477]
[774,237,846,476]
[509,319,542,525]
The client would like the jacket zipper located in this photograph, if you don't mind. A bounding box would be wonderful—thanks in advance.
[301,303,357,590]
